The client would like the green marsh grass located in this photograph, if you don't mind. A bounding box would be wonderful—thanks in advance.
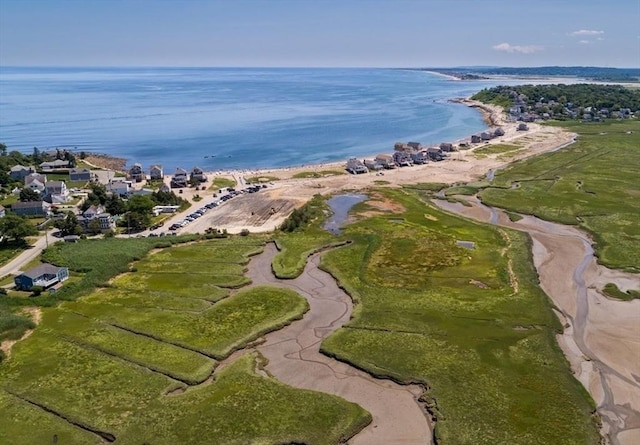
[116,353,371,445]
[1,236,369,444]
[317,188,599,444]
[478,120,640,271]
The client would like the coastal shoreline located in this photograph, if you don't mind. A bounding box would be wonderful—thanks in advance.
[119,98,509,181]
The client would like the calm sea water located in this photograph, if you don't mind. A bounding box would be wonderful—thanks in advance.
[1,67,508,172]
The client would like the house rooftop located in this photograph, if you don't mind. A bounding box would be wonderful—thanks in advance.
[21,264,64,279]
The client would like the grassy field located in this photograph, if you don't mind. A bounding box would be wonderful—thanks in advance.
[478,120,640,271]
[1,237,369,444]
[314,188,599,444]
[207,177,237,192]
[472,143,521,159]
[292,169,346,179]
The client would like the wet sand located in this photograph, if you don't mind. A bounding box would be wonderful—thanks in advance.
[246,243,432,445]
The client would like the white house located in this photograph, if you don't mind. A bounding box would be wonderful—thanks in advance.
[44,180,69,204]
[106,178,132,196]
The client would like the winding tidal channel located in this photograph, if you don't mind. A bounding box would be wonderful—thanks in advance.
[433,197,640,445]
[241,242,432,445]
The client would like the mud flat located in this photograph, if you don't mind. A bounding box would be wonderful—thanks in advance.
[245,243,432,445]
[433,197,640,445]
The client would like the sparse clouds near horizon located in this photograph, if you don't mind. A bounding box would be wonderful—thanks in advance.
[492,43,544,54]
[570,29,605,36]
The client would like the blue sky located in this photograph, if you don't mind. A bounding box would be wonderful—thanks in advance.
[0,0,638,67]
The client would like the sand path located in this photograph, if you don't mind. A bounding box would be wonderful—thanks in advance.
[433,197,640,445]
[246,243,432,445]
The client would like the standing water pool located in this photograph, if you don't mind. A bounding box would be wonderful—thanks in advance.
[323,194,368,234]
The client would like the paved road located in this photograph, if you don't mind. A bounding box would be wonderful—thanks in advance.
[0,230,56,278]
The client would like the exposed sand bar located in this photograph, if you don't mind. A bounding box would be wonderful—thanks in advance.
[245,243,432,445]
[433,197,640,445]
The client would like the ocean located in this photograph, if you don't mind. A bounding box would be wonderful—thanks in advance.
[1,67,513,172]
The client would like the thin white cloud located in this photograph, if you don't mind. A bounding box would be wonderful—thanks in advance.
[580,40,590,44]
[570,29,604,36]
[492,42,544,54]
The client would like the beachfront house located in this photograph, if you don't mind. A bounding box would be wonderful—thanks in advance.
[410,151,429,165]
[407,142,422,150]
[14,264,69,291]
[346,158,368,174]
[426,147,446,162]
[375,154,395,169]
[69,168,92,182]
[471,134,482,144]
[150,165,163,180]
[517,123,529,131]
[394,142,409,151]
[11,201,51,217]
[171,168,189,188]
[364,159,383,171]
[128,163,144,182]
[190,167,207,183]
[9,165,36,180]
[493,127,505,137]
[480,132,493,141]
[439,142,455,152]
[393,151,413,167]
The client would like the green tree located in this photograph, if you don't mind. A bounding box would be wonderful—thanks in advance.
[19,187,41,202]
[105,194,126,215]
[54,212,83,237]
[0,142,6,157]
[0,214,38,244]
[32,147,42,165]
[86,218,102,235]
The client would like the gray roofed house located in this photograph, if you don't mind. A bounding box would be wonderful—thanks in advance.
[346,158,368,174]
[171,168,189,188]
[375,154,396,169]
[14,264,69,291]
[149,165,164,180]
[69,168,92,182]
[128,163,144,182]
[190,166,207,183]
[44,180,69,203]
[11,200,51,217]
[40,159,71,170]
[439,142,455,152]
[9,165,36,180]
[24,173,48,193]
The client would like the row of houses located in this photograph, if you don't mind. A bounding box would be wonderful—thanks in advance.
[127,163,164,182]
[170,167,207,188]
[17,173,70,204]
[346,143,455,174]
[9,165,95,183]
[470,127,508,143]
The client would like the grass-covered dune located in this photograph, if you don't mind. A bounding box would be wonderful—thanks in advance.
[0,238,370,444]
[308,189,600,444]
[478,120,640,272]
